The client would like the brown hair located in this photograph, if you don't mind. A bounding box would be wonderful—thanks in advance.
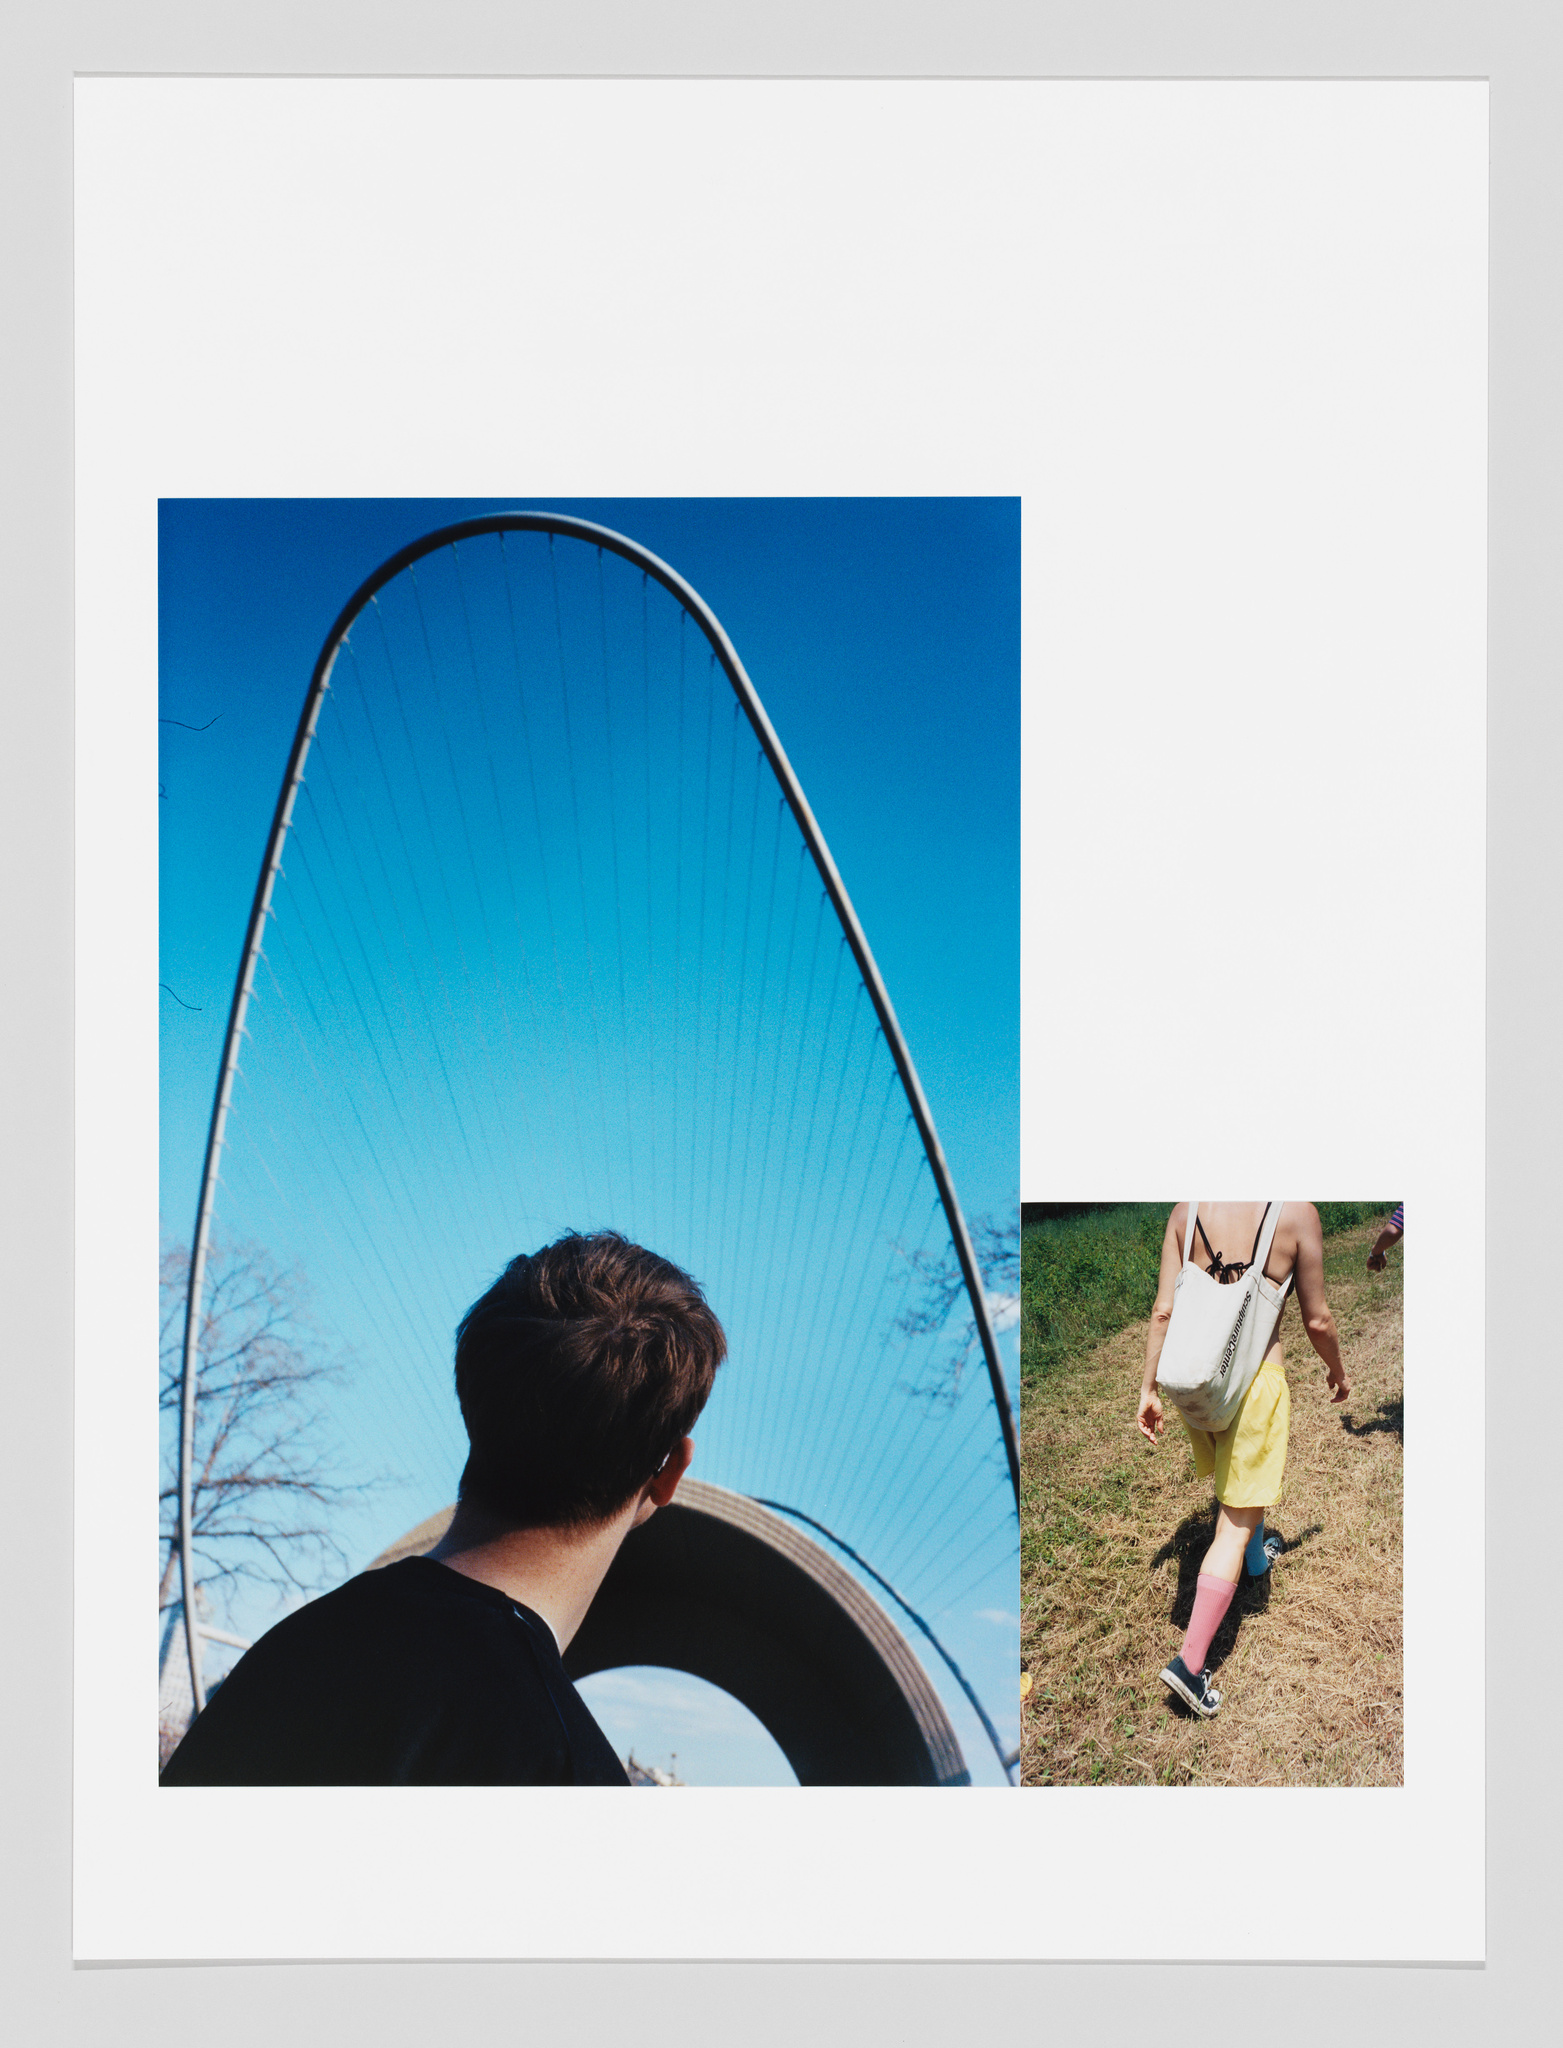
[452,1230,726,1530]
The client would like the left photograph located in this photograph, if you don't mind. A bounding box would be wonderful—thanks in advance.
[156,498,1021,1788]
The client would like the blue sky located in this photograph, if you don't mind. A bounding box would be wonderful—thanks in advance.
[160,498,1019,1783]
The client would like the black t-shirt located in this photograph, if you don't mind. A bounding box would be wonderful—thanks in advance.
[160,1557,629,1786]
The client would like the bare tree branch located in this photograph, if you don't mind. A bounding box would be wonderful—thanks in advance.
[894,1212,1020,1409]
[160,1238,377,1627]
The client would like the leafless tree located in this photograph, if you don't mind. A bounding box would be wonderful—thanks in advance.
[896,1212,1020,1409]
[158,1238,367,1628]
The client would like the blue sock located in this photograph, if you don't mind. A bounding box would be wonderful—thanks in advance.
[1245,1523,1271,1575]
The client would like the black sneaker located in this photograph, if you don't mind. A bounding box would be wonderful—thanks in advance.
[1160,1653,1222,1717]
[1262,1533,1284,1568]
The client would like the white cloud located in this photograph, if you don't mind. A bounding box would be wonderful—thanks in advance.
[986,1290,1020,1332]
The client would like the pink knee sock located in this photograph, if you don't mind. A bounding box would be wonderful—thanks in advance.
[1182,1572,1238,1674]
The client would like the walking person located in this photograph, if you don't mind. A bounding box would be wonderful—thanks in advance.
[1135,1201,1349,1718]
[1367,1203,1404,1272]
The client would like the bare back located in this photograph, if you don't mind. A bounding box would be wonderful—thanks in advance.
[1166,1200,1316,1363]
[1142,1200,1345,1428]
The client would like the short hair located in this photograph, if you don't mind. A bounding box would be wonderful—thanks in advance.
[452,1231,726,1531]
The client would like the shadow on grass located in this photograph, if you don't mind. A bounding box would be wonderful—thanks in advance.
[1149,1516,1327,1689]
[1341,1397,1403,1443]
[1150,1508,1218,1624]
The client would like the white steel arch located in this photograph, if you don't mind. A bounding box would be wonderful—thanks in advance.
[176,511,1017,1714]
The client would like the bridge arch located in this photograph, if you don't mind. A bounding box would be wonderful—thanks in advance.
[173,509,1016,1767]
[371,1479,969,1786]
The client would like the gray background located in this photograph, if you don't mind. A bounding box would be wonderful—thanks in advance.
[4,2,1551,2039]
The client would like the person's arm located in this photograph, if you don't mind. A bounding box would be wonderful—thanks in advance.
[1291,1202,1350,1403]
[1136,1208,1186,1445]
[1366,1213,1404,1272]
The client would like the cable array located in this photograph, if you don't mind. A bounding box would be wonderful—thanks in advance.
[205,524,1016,1748]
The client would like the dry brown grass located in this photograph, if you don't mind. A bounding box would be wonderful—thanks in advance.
[1019,1217,1402,1786]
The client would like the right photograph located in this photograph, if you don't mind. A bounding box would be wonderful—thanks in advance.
[1019,1200,1403,1787]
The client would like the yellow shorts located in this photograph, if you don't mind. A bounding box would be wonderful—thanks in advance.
[1181,1354,1290,1508]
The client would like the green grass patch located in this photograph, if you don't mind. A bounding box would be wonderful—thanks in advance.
[1020,1203,1172,1387]
[1315,1201,1398,1237]
[1020,1201,1396,1388]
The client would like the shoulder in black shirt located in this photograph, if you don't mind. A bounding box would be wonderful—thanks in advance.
[160,1557,629,1787]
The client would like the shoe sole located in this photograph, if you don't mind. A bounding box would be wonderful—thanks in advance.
[1160,1663,1221,1717]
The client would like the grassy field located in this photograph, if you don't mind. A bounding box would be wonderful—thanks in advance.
[1019,1206,1402,1787]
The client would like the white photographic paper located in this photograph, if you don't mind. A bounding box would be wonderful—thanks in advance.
[76,76,1486,1962]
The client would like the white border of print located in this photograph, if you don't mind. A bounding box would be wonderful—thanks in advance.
[75,76,1485,1962]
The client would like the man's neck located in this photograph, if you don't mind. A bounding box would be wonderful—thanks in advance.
[426,1502,638,1653]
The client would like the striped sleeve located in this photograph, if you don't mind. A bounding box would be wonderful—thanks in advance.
[1390,1203,1404,1232]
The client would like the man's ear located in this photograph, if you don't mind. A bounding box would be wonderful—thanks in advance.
[631,1437,694,1526]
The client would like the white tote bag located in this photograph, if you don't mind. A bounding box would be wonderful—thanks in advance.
[1155,1202,1292,1433]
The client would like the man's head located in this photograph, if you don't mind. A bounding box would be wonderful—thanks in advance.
[452,1230,726,1533]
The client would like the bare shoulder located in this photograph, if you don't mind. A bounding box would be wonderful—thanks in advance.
[1284,1200,1323,1245]
[1167,1202,1189,1243]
